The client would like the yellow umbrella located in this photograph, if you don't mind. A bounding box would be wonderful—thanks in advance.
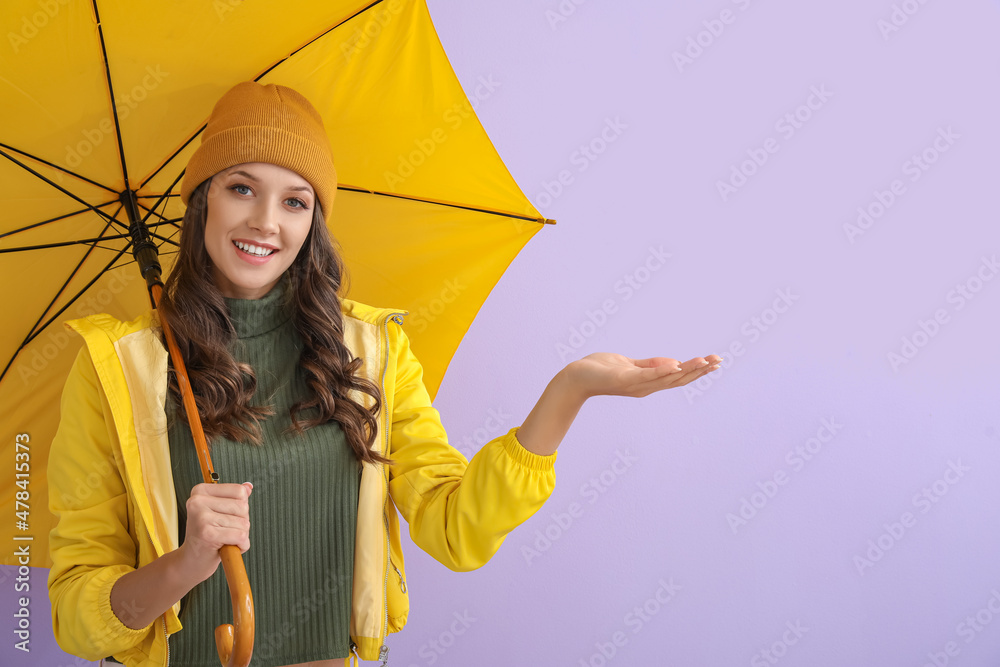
[0,0,553,662]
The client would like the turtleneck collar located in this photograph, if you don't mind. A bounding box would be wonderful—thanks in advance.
[223,274,294,338]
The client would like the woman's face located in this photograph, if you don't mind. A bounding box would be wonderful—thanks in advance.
[204,162,316,299]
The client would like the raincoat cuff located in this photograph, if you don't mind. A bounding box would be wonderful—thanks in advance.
[97,566,155,644]
[504,427,557,471]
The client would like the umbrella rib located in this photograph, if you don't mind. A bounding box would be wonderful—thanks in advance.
[0,200,122,241]
[335,185,556,224]
[148,218,183,228]
[158,223,182,246]
[135,173,184,226]
[0,143,118,194]
[132,194,181,248]
[24,245,131,345]
[0,237,131,254]
[15,214,118,358]
[149,231,179,248]
[91,0,137,198]
[137,160,188,229]
[0,243,131,386]
[0,149,123,226]
[140,136,199,193]
[255,0,389,79]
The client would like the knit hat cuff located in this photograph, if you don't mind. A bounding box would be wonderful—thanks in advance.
[180,125,337,217]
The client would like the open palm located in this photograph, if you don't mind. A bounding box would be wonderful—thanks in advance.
[567,353,723,399]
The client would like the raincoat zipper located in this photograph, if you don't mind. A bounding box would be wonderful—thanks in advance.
[392,562,406,593]
[163,617,170,667]
[377,311,406,665]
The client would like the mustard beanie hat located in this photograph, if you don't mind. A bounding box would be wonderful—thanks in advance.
[180,81,337,219]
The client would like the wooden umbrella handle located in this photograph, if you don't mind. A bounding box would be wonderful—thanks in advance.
[151,284,255,667]
[215,544,256,667]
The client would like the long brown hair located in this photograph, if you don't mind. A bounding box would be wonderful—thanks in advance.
[158,178,392,466]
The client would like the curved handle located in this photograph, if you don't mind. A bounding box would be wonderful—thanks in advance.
[151,284,255,667]
[215,545,255,667]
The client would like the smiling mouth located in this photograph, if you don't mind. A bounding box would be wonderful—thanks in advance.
[233,240,276,257]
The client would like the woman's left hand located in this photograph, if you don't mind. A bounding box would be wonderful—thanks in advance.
[565,353,723,400]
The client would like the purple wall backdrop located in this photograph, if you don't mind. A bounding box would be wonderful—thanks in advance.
[397,1,1000,665]
[5,1,1000,665]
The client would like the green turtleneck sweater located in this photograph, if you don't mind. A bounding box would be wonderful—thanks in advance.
[165,278,360,666]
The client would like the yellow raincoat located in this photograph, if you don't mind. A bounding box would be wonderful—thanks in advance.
[46,297,557,666]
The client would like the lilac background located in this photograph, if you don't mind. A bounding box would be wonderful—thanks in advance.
[398,1,1000,666]
[6,1,1000,665]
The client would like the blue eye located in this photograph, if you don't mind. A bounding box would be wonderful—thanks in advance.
[287,198,308,210]
[230,184,251,195]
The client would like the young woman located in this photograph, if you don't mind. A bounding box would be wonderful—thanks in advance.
[46,81,721,667]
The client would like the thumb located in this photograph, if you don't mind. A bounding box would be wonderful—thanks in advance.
[243,481,254,495]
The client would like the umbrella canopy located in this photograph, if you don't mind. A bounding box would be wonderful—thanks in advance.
[0,0,552,569]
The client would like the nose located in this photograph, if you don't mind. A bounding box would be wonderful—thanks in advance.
[247,198,280,235]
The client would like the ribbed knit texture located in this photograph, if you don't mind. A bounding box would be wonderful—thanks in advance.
[166,277,360,666]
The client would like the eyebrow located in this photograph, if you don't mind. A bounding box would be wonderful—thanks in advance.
[226,169,313,193]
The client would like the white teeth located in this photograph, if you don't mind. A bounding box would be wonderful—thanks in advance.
[234,241,275,257]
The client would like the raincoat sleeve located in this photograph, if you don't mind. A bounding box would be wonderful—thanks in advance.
[47,345,153,659]
[386,323,557,571]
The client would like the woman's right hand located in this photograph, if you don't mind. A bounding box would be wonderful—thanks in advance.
[177,481,253,584]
